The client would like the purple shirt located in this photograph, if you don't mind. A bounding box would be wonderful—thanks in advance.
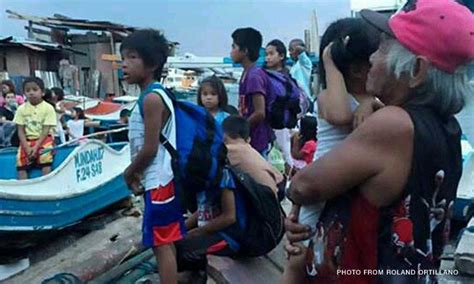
[238,65,273,152]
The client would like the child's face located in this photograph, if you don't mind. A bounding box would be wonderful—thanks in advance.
[50,91,59,104]
[122,49,152,85]
[5,93,16,104]
[24,82,43,105]
[265,45,284,70]
[1,84,10,95]
[200,84,219,111]
[230,42,245,63]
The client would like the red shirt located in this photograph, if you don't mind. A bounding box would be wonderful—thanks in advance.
[301,140,317,164]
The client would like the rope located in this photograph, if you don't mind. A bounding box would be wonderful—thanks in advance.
[41,272,83,284]
[134,260,157,274]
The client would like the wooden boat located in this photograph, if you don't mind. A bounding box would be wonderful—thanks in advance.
[0,139,131,247]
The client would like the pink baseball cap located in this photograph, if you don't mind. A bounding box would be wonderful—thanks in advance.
[361,0,474,74]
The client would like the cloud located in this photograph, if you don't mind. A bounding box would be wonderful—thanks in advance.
[0,0,350,56]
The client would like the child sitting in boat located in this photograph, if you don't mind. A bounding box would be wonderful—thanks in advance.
[65,107,101,145]
[13,77,57,179]
[117,109,130,125]
[66,107,86,143]
[290,115,318,176]
[197,75,230,125]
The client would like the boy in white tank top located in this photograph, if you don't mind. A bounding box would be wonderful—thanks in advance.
[122,30,183,284]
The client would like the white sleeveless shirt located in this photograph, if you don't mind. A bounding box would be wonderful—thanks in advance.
[128,86,176,190]
[314,95,359,161]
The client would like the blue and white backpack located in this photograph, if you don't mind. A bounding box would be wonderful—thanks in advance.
[137,83,227,210]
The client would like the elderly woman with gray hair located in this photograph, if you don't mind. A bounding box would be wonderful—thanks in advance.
[284,0,474,283]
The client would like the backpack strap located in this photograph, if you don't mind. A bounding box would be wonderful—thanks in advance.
[137,84,179,160]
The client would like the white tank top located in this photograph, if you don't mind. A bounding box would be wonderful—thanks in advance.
[314,95,359,160]
[128,87,176,190]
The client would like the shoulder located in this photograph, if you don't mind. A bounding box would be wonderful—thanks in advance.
[352,106,414,146]
[42,101,56,112]
[16,103,27,113]
[143,92,165,110]
[249,67,268,80]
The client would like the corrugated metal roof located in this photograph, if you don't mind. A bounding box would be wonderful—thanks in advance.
[0,35,87,55]
[6,10,136,33]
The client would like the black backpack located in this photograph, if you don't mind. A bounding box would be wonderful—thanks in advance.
[229,167,285,257]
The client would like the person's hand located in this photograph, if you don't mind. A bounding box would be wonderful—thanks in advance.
[294,45,306,56]
[292,133,302,149]
[353,99,375,129]
[124,167,144,196]
[28,145,38,160]
[284,205,312,256]
[352,98,385,129]
[322,42,334,66]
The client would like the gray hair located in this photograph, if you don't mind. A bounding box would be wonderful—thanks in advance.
[289,39,305,47]
[386,40,473,117]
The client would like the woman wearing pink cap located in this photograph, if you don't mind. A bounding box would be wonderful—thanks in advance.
[285,0,474,283]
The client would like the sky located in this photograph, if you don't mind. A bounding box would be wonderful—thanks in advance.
[0,0,352,56]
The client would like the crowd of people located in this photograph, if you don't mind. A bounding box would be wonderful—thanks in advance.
[123,1,474,284]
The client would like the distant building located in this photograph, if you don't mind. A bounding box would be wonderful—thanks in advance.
[0,36,85,91]
[4,10,178,98]
[351,0,405,17]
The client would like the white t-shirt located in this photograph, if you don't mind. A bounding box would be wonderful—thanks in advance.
[67,119,85,140]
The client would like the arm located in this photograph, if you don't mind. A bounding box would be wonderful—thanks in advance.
[297,51,313,71]
[291,134,304,160]
[124,94,168,190]
[318,44,353,125]
[84,120,101,128]
[287,107,414,207]
[189,189,236,237]
[17,125,30,151]
[33,126,52,154]
[185,212,198,230]
[247,94,266,127]
[34,106,57,153]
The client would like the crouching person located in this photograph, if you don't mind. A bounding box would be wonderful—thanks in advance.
[175,160,247,283]
[176,115,286,283]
